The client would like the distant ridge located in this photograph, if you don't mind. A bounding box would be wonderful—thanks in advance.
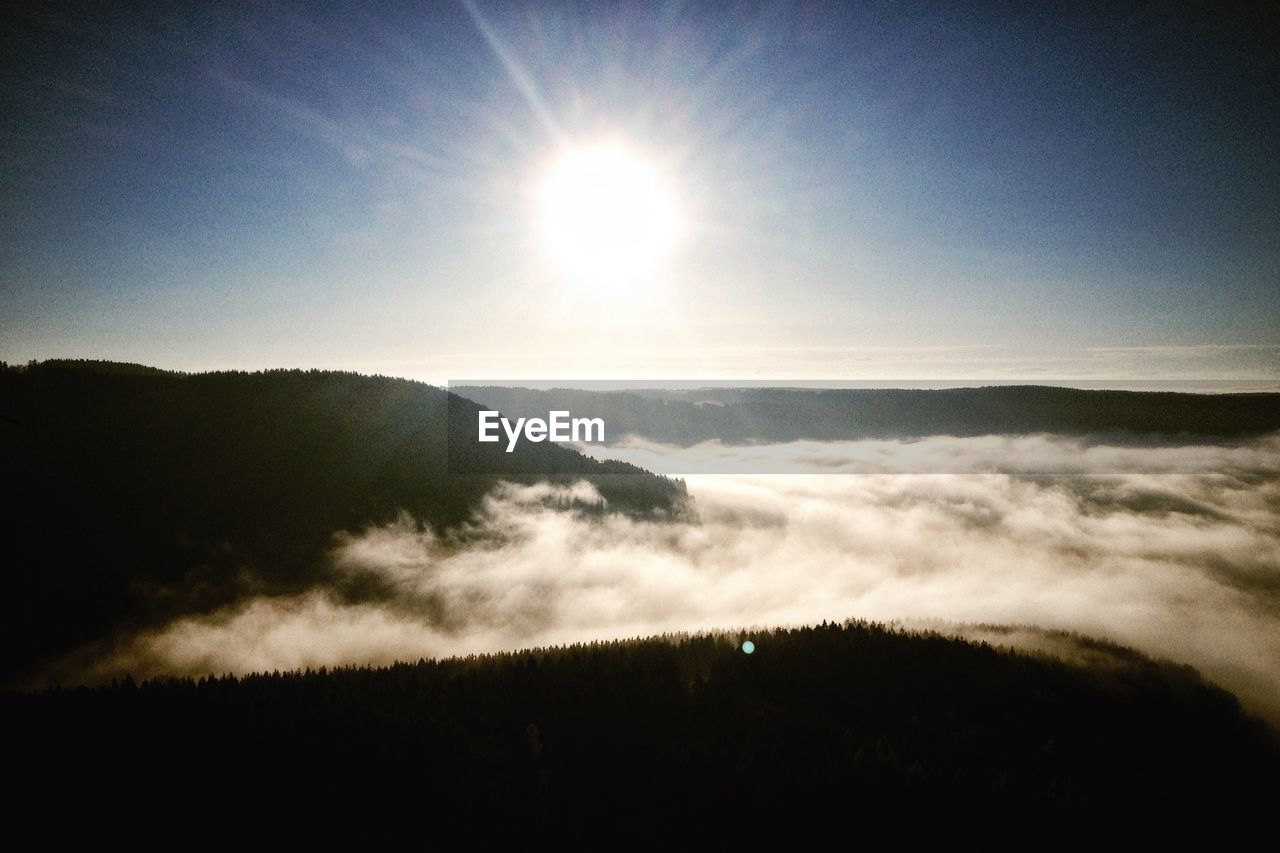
[33,358,177,376]
[456,384,1280,445]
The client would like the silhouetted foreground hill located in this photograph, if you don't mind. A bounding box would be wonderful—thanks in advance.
[0,361,686,684]
[456,384,1280,445]
[6,621,1275,845]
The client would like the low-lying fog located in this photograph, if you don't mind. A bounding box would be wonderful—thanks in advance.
[90,434,1280,722]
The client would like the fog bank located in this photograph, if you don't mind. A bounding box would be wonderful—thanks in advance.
[90,436,1280,722]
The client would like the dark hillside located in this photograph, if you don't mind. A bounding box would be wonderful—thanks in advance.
[0,361,685,684]
[6,621,1275,845]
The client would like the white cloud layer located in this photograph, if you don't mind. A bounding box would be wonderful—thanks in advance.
[96,436,1280,723]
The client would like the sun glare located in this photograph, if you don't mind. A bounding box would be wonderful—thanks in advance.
[538,142,681,286]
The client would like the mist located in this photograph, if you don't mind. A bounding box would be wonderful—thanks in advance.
[86,435,1280,722]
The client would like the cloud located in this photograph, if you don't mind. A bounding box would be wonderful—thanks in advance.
[82,436,1280,723]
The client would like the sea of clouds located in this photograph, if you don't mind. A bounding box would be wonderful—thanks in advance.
[95,434,1280,722]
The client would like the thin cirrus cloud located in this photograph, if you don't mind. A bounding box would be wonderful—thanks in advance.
[77,434,1280,725]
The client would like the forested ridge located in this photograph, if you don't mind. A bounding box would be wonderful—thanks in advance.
[457,384,1280,445]
[0,360,686,685]
[6,621,1275,845]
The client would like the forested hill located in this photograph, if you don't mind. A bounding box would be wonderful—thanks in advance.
[456,384,1280,445]
[0,360,686,685]
[6,621,1276,844]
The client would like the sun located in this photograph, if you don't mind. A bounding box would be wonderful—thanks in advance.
[538,142,681,285]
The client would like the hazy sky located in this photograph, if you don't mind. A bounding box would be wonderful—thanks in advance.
[2,1,1277,379]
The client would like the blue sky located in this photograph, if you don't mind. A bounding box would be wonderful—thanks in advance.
[2,1,1277,379]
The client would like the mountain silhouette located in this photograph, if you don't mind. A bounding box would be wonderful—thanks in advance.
[6,621,1276,844]
[455,384,1280,445]
[0,360,686,684]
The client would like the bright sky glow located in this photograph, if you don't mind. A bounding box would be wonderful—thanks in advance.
[539,143,681,288]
